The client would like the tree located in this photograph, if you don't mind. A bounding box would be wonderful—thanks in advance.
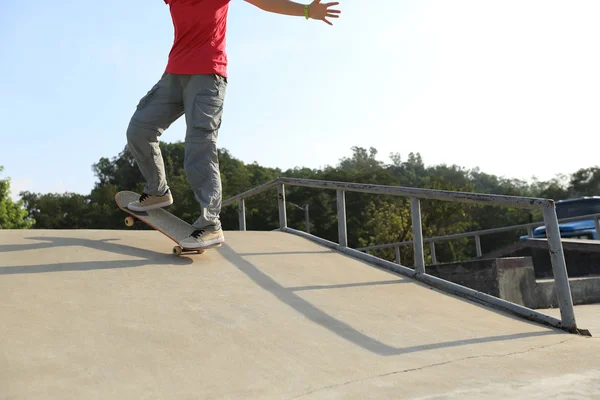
[357,199,413,264]
[20,191,91,229]
[15,141,600,268]
[0,166,34,229]
[568,167,600,197]
[339,146,382,174]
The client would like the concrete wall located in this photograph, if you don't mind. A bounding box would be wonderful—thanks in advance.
[481,239,600,279]
[511,247,600,279]
[426,257,537,308]
[425,259,499,296]
[496,259,538,309]
[536,277,600,308]
[426,257,600,309]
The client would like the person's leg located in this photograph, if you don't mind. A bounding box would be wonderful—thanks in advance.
[126,72,185,211]
[178,73,227,248]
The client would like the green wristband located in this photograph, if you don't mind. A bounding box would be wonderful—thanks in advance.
[304,4,309,20]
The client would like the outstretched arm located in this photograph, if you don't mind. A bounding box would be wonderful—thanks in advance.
[244,0,341,26]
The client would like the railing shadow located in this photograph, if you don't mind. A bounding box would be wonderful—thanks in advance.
[219,243,562,356]
[287,280,409,292]
[237,250,334,257]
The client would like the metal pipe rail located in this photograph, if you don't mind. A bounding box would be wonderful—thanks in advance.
[222,177,553,208]
[222,177,581,334]
[357,213,600,263]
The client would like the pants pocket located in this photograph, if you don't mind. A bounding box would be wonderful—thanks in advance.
[192,91,224,133]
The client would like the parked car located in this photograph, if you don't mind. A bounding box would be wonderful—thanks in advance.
[521,196,600,240]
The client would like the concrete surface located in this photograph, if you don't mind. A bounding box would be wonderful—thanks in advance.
[543,304,600,337]
[1,229,600,399]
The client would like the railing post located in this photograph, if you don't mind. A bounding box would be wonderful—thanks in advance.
[527,226,533,238]
[395,246,401,265]
[277,183,287,229]
[411,197,426,273]
[430,241,437,265]
[475,235,482,257]
[305,205,310,234]
[595,217,600,240]
[542,206,576,331]
[337,190,348,247]
[238,199,246,231]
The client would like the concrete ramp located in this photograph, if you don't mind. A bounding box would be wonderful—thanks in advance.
[1,230,599,399]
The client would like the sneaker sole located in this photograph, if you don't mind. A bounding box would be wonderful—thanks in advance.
[179,237,225,249]
[127,199,173,212]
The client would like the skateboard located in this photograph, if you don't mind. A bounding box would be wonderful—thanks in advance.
[115,191,222,256]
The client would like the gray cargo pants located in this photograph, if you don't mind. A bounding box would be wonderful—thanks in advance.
[126,72,227,231]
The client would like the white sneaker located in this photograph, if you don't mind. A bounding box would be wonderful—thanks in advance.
[127,190,173,212]
[179,229,225,249]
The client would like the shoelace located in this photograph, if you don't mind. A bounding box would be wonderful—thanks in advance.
[191,230,205,238]
[139,191,169,203]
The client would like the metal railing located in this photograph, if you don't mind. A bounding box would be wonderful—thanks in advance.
[356,213,600,265]
[222,177,581,334]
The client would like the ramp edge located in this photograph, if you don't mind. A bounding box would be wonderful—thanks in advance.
[280,227,591,337]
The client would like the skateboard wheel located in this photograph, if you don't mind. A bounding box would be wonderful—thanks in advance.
[173,246,183,256]
[124,216,135,227]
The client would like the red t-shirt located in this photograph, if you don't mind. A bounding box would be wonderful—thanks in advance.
[163,0,230,77]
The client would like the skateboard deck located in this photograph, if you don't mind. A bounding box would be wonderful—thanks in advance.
[115,191,221,256]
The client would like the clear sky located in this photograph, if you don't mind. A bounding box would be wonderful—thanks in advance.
[1,0,599,200]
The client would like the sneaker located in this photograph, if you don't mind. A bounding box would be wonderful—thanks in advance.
[127,189,173,212]
[179,229,225,249]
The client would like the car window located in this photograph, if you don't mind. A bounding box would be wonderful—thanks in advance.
[556,199,600,219]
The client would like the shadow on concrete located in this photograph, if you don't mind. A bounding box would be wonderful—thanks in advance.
[0,236,192,275]
[219,243,561,356]
[238,251,334,256]
[288,280,410,292]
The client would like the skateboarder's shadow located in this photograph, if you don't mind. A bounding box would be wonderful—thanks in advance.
[0,236,192,275]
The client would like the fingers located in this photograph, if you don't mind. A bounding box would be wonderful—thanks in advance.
[324,4,341,17]
[322,15,338,25]
[310,0,341,25]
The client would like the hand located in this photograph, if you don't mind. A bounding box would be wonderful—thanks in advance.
[308,1,341,26]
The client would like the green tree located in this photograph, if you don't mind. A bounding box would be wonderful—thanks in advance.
[357,199,413,264]
[568,167,600,197]
[20,191,90,229]
[530,175,570,201]
[0,166,34,229]
[339,146,383,174]
[16,140,600,267]
[419,165,476,262]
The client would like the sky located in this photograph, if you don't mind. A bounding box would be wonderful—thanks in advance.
[1,0,599,200]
